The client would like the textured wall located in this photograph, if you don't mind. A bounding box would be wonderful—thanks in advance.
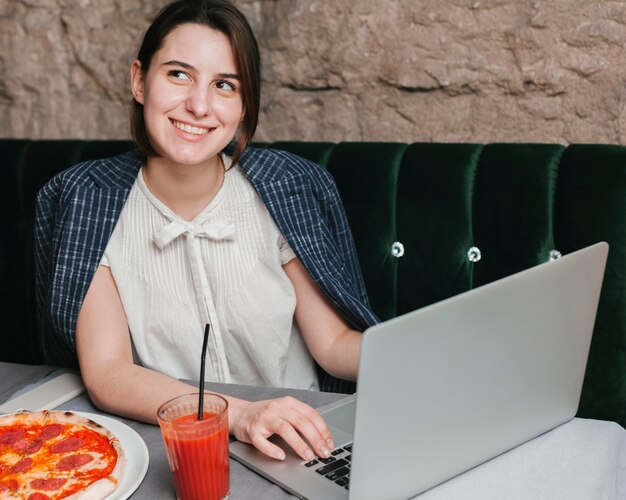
[2,0,626,144]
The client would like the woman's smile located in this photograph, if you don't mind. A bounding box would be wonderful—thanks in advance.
[171,119,212,136]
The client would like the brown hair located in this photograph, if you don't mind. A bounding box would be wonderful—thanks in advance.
[130,0,261,165]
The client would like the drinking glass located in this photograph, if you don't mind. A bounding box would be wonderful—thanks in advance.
[158,393,229,500]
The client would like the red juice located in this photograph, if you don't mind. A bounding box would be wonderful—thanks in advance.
[161,411,229,500]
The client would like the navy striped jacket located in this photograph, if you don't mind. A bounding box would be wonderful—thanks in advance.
[35,147,380,393]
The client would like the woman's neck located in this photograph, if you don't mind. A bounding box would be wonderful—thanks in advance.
[142,155,225,221]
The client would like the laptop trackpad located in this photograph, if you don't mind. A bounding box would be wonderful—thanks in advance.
[317,394,356,435]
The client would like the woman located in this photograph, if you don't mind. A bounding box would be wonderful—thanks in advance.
[35,0,378,462]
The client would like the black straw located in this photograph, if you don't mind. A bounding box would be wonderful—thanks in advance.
[198,323,211,420]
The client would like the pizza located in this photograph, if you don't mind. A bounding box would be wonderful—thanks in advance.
[0,410,125,499]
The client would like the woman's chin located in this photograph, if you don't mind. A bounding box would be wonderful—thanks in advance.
[155,147,220,168]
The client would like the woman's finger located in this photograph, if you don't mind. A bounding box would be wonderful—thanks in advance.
[249,432,287,461]
[282,396,335,450]
[276,399,334,458]
[270,418,319,461]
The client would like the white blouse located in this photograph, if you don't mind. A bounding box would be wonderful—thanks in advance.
[100,154,319,390]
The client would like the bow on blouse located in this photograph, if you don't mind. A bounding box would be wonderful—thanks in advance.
[153,219,236,249]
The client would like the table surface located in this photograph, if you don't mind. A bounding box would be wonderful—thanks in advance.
[1,362,625,500]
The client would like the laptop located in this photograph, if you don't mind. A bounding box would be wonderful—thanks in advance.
[230,242,608,499]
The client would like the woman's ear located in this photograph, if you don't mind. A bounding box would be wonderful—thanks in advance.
[130,60,145,105]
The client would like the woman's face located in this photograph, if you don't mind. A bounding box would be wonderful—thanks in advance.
[130,23,244,168]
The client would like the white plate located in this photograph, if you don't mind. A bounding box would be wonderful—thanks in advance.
[77,412,150,500]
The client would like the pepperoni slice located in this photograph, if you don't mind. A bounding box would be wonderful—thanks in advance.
[12,438,31,453]
[10,457,33,473]
[0,428,26,446]
[56,453,93,470]
[30,478,68,491]
[13,438,43,454]
[28,493,51,500]
[0,479,18,492]
[50,436,83,453]
[39,424,62,441]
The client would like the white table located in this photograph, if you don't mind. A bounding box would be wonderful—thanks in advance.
[417,417,626,499]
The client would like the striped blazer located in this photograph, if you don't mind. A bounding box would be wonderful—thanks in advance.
[35,147,379,393]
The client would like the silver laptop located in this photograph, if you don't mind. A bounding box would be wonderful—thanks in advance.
[230,242,608,499]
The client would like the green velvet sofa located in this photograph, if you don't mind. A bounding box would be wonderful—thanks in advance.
[2,139,626,428]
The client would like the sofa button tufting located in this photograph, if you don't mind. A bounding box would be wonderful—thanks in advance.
[467,246,481,263]
[548,249,562,261]
[391,241,405,258]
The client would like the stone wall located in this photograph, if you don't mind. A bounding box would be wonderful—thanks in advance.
[2,0,625,144]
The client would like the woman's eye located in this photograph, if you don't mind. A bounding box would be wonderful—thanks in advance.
[215,80,236,91]
[168,70,191,81]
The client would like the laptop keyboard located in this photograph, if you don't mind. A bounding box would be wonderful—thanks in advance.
[303,443,353,490]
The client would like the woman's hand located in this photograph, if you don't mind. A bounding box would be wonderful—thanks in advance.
[228,396,334,461]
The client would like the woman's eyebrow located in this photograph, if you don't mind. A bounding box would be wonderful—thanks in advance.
[163,59,194,70]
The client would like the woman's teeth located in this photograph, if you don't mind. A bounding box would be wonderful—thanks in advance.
[172,120,210,135]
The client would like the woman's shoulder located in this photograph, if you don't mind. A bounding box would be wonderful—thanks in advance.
[240,146,333,184]
[40,150,142,196]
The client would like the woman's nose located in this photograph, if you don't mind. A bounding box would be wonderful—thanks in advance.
[186,86,211,117]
